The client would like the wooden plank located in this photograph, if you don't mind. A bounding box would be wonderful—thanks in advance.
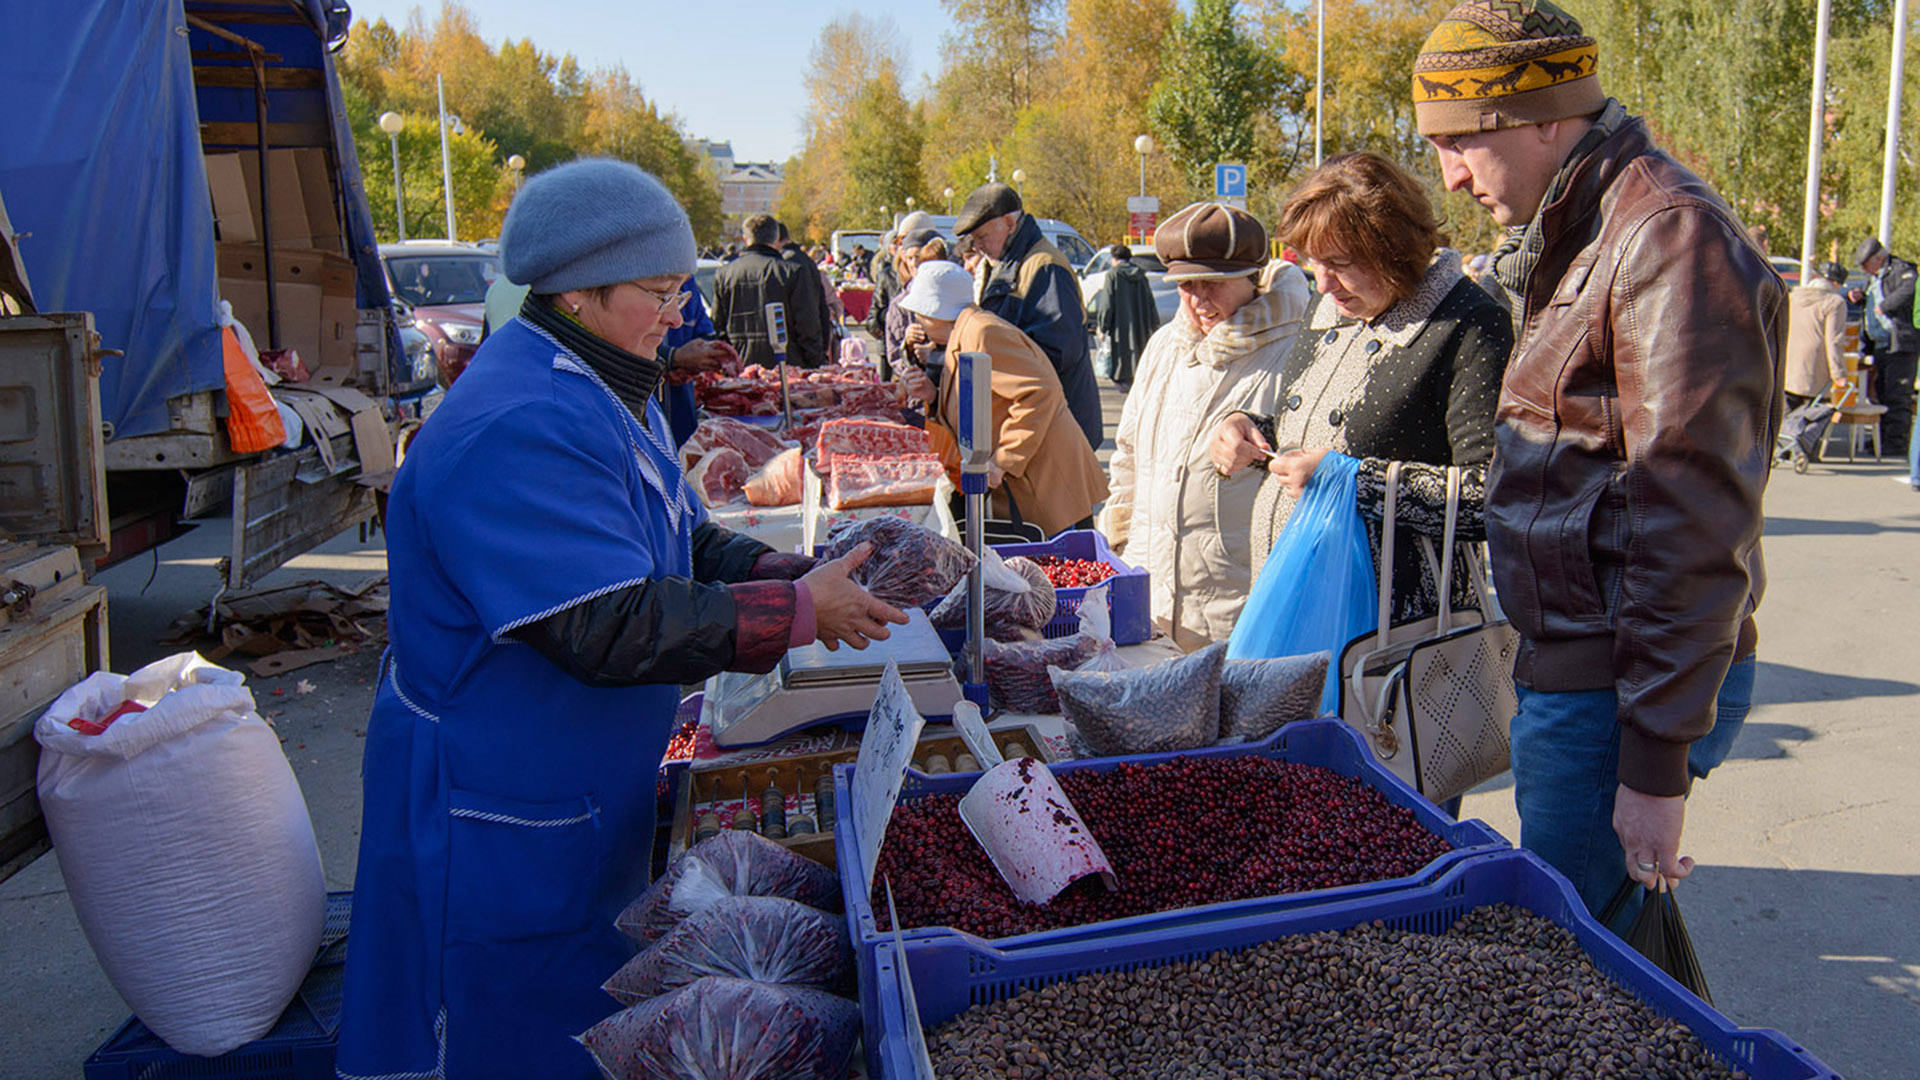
[230,448,375,588]
[183,465,238,519]
[0,581,105,885]
[0,313,109,548]
[103,430,249,471]
[191,65,325,90]
[198,120,332,150]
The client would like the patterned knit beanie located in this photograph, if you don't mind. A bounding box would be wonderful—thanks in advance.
[1413,1,1604,137]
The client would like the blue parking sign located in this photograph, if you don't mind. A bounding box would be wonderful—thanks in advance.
[1215,163,1247,199]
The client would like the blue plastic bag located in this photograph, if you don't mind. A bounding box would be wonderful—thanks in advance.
[1226,452,1377,714]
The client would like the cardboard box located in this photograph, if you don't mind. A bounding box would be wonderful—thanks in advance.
[217,243,357,375]
[235,150,314,249]
[295,149,343,254]
[204,153,255,243]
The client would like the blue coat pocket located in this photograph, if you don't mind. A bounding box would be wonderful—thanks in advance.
[446,787,601,942]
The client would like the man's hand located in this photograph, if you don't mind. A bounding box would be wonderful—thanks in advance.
[1267,447,1331,497]
[797,542,911,651]
[1613,785,1693,890]
[671,339,739,376]
[1209,413,1272,476]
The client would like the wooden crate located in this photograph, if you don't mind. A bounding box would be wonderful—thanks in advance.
[667,722,1049,869]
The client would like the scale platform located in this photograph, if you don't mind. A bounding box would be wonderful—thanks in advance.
[704,609,962,748]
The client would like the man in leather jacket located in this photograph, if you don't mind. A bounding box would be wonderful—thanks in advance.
[1415,1,1785,922]
[714,213,827,368]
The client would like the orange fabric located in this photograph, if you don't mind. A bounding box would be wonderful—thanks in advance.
[222,326,286,452]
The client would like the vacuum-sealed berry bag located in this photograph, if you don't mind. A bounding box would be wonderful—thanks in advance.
[616,831,840,944]
[1218,651,1331,743]
[579,976,858,1080]
[1053,642,1227,757]
[603,896,852,1006]
[822,516,976,608]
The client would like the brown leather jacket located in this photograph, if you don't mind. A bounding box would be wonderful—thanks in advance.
[1487,114,1786,798]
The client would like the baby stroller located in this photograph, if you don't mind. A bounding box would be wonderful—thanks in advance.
[1775,399,1836,473]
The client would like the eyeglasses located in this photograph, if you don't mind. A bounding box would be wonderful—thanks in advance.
[626,281,692,316]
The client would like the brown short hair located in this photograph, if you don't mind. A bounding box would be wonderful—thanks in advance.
[1277,152,1441,306]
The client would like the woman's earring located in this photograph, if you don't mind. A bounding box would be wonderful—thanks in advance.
[571,303,581,314]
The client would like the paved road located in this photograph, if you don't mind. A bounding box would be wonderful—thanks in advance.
[2,385,1915,1077]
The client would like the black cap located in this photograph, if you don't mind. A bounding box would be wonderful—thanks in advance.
[1855,236,1887,267]
[902,226,940,249]
[1821,260,1848,284]
[954,183,1022,235]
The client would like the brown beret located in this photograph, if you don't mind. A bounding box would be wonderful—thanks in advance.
[954,183,1022,235]
[1155,202,1268,281]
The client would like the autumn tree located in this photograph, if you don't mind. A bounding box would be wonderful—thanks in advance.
[780,14,912,241]
[924,0,1065,198]
[1146,0,1286,193]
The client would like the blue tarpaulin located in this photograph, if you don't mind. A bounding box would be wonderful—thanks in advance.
[0,0,384,441]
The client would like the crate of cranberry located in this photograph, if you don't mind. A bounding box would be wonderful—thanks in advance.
[830,718,1508,1065]
[993,530,1151,644]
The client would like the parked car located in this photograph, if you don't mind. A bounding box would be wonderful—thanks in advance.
[694,257,722,309]
[1079,245,1180,327]
[379,241,501,385]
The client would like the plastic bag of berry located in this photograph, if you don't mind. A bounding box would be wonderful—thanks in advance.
[579,976,857,1080]
[981,585,1116,714]
[928,550,1057,640]
[603,896,852,1005]
[616,832,841,944]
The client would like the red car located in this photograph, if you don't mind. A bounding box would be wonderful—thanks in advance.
[380,241,501,386]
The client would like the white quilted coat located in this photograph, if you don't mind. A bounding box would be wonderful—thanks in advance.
[1100,260,1311,650]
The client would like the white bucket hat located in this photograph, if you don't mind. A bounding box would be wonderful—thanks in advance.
[897,261,975,322]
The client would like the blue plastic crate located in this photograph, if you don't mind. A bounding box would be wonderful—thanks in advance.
[930,529,1151,649]
[873,850,1841,1080]
[84,892,352,1080]
[833,718,1510,1075]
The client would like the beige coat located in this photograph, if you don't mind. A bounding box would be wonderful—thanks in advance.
[1099,261,1312,650]
[1783,277,1848,399]
[928,306,1108,536]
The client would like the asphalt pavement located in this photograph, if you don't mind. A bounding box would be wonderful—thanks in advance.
[1,384,1915,1078]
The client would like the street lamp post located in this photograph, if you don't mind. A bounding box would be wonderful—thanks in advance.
[943,186,954,214]
[905,196,915,213]
[506,153,526,194]
[379,111,406,241]
[1012,169,1026,199]
[880,204,890,228]
[1133,134,1153,198]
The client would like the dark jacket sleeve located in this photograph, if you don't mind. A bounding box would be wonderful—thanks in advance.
[1353,299,1512,541]
[1609,204,1783,797]
[1879,257,1919,352]
[507,578,793,687]
[1016,261,1091,375]
[691,520,773,582]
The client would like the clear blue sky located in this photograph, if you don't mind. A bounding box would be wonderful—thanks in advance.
[345,0,954,162]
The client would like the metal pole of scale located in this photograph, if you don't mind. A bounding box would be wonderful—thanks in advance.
[764,301,792,428]
[955,350,993,707]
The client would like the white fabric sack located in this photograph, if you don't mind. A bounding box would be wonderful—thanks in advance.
[35,653,326,1057]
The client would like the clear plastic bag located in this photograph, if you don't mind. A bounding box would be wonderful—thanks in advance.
[984,634,1104,714]
[579,976,858,1080]
[928,551,1057,639]
[822,515,977,608]
[1052,642,1228,757]
[603,896,852,1006]
[616,831,841,945]
[1218,652,1332,743]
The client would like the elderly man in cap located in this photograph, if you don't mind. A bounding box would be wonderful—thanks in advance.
[1414,0,1784,922]
[1851,236,1918,458]
[954,182,1103,451]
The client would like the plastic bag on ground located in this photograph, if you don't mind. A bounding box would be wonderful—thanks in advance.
[616,831,841,944]
[34,653,325,1057]
[928,551,1057,639]
[821,515,977,608]
[1227,452,1376,715]
[579,976,859,1080]
[1053,642,1228,757]
[603,896,852,1006]
[1218,651,1332,743]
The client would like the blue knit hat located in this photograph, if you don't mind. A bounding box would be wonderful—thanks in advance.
[499,158,696,293]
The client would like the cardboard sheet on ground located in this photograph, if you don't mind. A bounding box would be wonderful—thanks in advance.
[957,756,1115,905]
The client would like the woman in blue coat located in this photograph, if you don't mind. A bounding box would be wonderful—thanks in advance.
[335,159,906,1080]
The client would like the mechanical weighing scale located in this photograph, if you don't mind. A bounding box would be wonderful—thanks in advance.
[702,608,962,747]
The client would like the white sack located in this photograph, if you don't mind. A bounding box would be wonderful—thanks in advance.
[35,653,326,1057]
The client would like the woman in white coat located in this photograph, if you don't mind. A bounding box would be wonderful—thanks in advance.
[1099,202,1311,650]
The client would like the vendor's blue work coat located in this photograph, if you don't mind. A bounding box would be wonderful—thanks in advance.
[336,317,701,1080]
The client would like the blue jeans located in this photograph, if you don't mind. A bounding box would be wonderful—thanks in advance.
[1509,654,1756,930]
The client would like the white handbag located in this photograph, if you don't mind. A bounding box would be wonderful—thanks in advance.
[1338,464,1519,803]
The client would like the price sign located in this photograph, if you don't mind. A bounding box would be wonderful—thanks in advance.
[851,661,928,889]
